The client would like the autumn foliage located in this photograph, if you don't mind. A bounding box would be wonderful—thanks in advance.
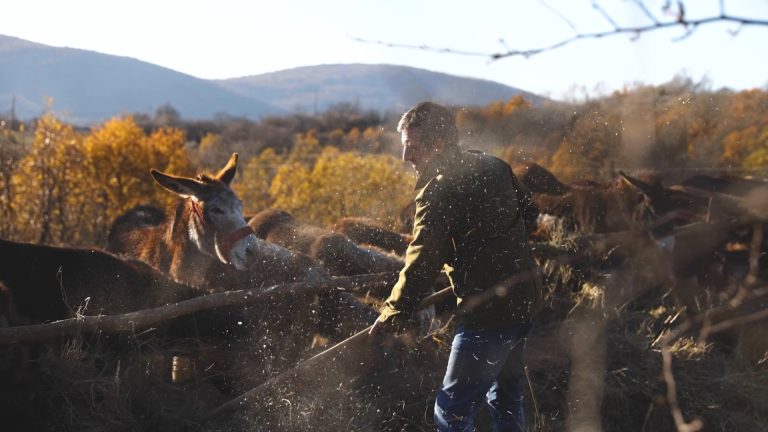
[5,115,191,245]
[2,80,767,246]
[234,130,414,227]
[1,114,413,245]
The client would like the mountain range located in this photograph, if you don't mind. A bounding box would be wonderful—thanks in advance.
[0,35,543,124]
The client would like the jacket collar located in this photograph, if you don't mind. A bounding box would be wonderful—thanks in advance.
[415,147,461,189]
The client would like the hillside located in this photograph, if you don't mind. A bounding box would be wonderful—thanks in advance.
[0,35,282,124]
[218,63,545,113]
[0,35,544,124]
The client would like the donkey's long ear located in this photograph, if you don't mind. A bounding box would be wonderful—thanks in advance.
[151,170,207,198]
[215,153,238,185]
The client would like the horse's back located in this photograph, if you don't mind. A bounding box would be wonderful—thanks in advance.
[107,205,167,267]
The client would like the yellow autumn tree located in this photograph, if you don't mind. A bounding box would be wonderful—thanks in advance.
[721,126,762,167]
[268,161,315,219]
[550,108,621,182]
[742,125,768,175]
[83,116,192,242]
[270,146,414,227]
[233,147,286,215]
[11,114,91,244]
[288,130,322,163]
[0,120,28,238]
[343,127,362,150]
[197,132,232,169]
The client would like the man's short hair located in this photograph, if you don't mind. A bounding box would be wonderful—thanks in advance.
[397,102,458,149]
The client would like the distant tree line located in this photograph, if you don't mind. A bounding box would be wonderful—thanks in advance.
[457,76,768,182]
[1,77,766,246]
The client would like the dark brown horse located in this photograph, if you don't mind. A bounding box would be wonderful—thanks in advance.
[333,217,411,256]
[0,237,202,324]
[248,209,404,277]
[108,154,267,287]
[0,237,339,411]
[246,209,405,339]
[514,162,570,195]
[534,173,669,234]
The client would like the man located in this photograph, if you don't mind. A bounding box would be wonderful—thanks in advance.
[370,102,543,431]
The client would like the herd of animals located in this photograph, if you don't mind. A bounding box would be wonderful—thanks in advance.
[0,151,767,425]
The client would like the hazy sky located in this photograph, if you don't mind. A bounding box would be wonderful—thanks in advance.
[2,0,766,100]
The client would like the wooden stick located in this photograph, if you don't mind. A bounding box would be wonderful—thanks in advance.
[0,272,399,344]
[204,286,454,420]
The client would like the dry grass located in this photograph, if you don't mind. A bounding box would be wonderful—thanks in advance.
[2,217,768,431]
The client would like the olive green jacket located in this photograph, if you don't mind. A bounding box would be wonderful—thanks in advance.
[379,148,543,329]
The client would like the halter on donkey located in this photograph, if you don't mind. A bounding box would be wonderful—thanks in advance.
[150,153,258,272]
[107,153,265,288]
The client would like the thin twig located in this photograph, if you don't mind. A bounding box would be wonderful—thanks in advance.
[525,365,542,431]
[632,0,661,25]
[539,0,578,33]
[592,1,621,30]
[660,343,703,431]
[351,13,768,61]
[746,223,764,286]
[701,306,768,338]
[657,286,768,347]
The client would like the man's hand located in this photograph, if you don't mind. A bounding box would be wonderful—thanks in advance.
[369,316,388,336]
[369,313,415,336]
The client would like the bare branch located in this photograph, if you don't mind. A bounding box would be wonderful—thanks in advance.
[0,272,399,345]
[657,286,768,347]
[661,344,704,432]
[632,0,662,25]
[671,23,698,42]
[746,223,764,286]
[592,1,621,30]
[701,305,768,338]
[347,36,489,58]
[351,2,768,61]
[677,1,686,23]
[539,0,579,33]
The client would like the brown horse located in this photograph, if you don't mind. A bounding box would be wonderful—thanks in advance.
[535,173,665,234]
[246,209,404,340]
[333,217,411,255]
[514,162,570,195]
[108,154,267,287]
[0,237,202,324]
[0,237,337,413]
[248,209,404,277]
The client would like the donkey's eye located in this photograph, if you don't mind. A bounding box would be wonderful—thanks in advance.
[210,207,225,215]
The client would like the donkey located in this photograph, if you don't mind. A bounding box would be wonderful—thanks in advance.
[108,157,375,351]
[108,153,269,288]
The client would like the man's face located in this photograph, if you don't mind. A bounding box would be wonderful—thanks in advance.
[401,128,441,173]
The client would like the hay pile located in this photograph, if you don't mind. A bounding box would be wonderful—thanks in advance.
[2,227,767,431]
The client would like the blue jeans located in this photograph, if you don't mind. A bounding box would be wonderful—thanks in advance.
[434,322,530,432]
